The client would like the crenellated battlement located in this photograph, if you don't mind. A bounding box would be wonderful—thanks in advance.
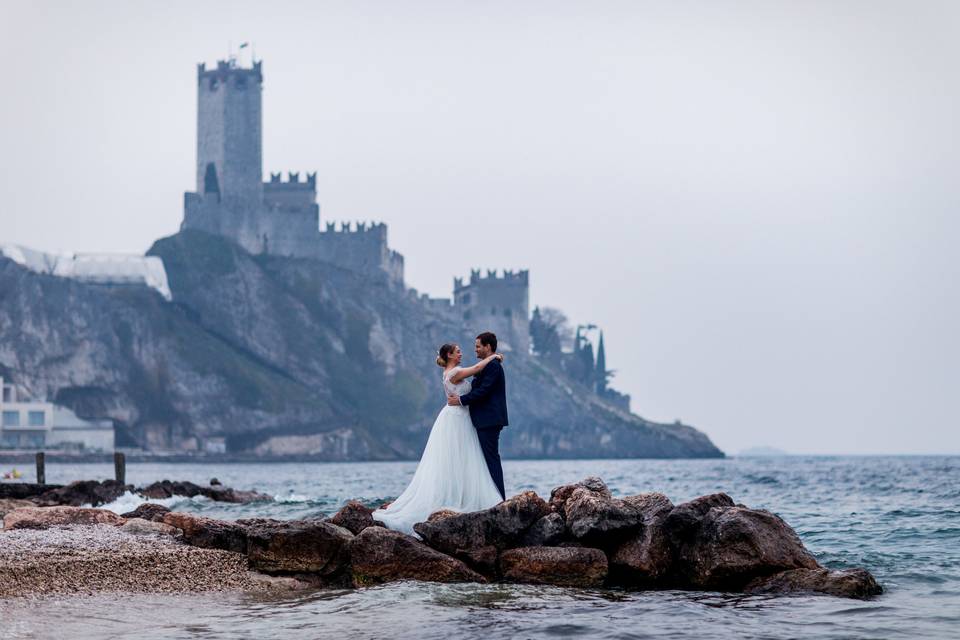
[266,172,317,189]
[322,221,388,234]
[197,59,263,86]
[454,268,530,290]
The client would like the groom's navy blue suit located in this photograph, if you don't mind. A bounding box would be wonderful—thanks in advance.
[459,358,508,500]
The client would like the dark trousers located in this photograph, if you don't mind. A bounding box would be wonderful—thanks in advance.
[476,425,505,500]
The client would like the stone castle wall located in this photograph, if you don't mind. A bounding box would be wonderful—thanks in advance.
[454,270,530,352]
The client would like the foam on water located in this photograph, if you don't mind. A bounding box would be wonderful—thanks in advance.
[87,491,209,514]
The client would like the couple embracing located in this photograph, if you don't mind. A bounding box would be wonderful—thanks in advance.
[374,332,508,535]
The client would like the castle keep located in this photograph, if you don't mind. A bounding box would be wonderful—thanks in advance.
[181,59,403,286]
[181,56,533,351]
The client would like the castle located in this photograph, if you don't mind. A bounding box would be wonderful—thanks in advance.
[181,59,403,287]
[181,57,532,351]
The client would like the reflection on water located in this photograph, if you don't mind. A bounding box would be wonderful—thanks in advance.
[0,456,957,639]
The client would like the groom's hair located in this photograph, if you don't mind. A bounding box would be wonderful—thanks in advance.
[476,332,497,352]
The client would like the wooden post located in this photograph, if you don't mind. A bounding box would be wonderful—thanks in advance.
[36,451,45,485]
[114,451,126,484]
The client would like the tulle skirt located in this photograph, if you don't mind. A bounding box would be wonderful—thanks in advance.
[372,405,503,536]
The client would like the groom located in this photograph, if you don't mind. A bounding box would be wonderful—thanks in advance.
[447,331,508,500]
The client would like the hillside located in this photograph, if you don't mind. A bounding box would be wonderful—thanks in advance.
[0,230,722,460]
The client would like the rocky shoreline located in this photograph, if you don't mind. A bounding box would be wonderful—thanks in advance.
[0,477,881,599]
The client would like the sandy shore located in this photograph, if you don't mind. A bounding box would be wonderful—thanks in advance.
[0,524,266,598]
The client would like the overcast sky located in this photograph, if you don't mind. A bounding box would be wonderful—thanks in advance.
[2,1,957,455]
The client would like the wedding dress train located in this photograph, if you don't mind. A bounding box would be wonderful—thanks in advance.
[372,367,503,535]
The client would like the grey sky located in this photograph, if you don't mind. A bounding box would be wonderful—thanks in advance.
[2,1,957,455]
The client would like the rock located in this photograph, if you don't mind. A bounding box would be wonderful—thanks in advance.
[327,500,385,535]
[663,493,735,540]
[3,506,125,530]
[500,547,608,588]
[348,526,486,587]
[455,545,500,578]
[33,480,131,507]
[745,567,883,599]
[0,498,35,520]
[120,502,171,522]
[0,483,63,500]
[120,518,180,537]
[243,519,353,577]
[549,477,611,517]
[564,487,644,545]
[162,512,248,553]
[139,480,271,503]
[413,491,550,555]
[521,513,566,547]
[609,492,675,586]
[681,506,819,590]
[210,478,222,486]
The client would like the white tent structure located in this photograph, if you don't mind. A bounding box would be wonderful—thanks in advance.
[0,244,171,301]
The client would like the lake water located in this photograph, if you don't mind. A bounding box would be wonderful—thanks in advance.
[1,456,958,639]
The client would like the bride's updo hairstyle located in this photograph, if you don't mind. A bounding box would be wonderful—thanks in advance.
[436,343,457,367]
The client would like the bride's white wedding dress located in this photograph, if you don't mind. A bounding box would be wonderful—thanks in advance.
[372,367,504,536]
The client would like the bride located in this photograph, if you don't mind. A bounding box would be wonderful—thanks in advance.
[372,343,505,535]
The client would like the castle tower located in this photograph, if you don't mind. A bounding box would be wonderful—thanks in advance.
[453,269,530,353]
[196,59,263,206]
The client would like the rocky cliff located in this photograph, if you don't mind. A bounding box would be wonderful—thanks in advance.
[0,230,722,459]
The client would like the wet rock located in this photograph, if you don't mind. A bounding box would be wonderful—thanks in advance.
[348,526,485,587]
[120,518,180,537]
[210,478,222,486]
[0,498,35,520]
[548,477,611,517]
[455,545,500,578]
[120,503,171,522]
[162,512,248,553]
[243,519,353,578]
[33,480,132,507]
[681,506,819,590]
[521,513,566,547]
[500,546,608,587]
[609,492,675,586]
[745,567,882,599]
[564,487,644,545]
[0,483,63,500]
[328,500,386,535]
[3,506,125,530]
[662,493,735,541]
[413,491,550,555]
[139,480,270,503]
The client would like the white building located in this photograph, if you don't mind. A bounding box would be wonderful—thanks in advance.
[0,244,172,301]
[0,378,114,451]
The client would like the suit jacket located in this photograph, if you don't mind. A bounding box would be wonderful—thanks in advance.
[459,358,508,430]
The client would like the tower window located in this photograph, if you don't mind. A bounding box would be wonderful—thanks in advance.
[461,293,471,305]
[204,163,221,200]
[503,308,512,317]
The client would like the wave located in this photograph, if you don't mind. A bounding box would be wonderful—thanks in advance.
[86,491,210,514]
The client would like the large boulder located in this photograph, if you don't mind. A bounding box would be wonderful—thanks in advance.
[243,519,353,578]
[162,512,248,553]
[549,477,611,517]
[500,547,608,588]
[563,487,645,545]
[327,501,385,535]
[680,506,819,590]
[521,513,566,547]
[33,480,131,507]
[662,493,735,541]
[609,492,675,586]
[348,526,485,587]
[0,483,63,500]
[746,567,882,598]
[413,491,550,555]
[3,506,125,530]
[120,503,171,522]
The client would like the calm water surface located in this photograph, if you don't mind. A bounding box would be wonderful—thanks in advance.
[1,456,958,639]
